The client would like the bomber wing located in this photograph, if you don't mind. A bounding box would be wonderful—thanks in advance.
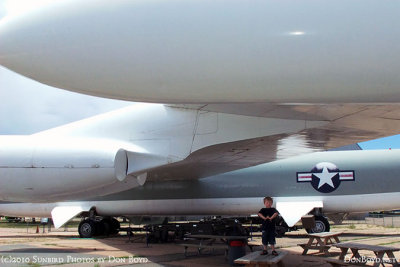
[144,103,400,181]
[31,103,400,183]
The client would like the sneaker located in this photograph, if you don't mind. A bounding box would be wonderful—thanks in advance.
[260,250,268,255]
[272,250,278,256]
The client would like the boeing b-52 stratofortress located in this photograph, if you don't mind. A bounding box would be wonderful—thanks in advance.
[1,0,400,237]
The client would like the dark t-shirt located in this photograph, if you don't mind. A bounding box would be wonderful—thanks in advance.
[258,207,278,231]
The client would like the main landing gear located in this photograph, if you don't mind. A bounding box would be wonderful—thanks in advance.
[305,215,330,233]
[78,217,120,238]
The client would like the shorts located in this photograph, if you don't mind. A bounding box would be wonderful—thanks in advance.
[262,230,276,245]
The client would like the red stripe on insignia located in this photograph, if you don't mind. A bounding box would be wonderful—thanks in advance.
[297,173,312,182]
[298,176,312,182]
[339,172,354,180]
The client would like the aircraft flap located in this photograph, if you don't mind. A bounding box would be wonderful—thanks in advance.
[51,205,91,228]
[276,201,323,227]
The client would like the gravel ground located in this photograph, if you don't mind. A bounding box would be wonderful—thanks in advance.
[0,220,399,267]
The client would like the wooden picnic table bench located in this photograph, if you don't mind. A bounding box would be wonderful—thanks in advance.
[186,234,257,251]
[332,242,400,267]
[299,231,343,255]
[176,242,228,257]
[324,258,359,266]
[234,250,288,267]
[177,234,249,257]
[185,234,249,241]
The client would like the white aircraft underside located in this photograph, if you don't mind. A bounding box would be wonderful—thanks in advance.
[1,0,400,228]
[1,193,400,228]
[0,0,400,103]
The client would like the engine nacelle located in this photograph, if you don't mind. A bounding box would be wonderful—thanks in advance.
[0,136,131,202]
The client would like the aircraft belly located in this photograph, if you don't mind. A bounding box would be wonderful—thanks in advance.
[92,192,400,217]
[2,192,399,219]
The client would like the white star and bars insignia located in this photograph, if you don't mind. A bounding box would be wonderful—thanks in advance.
[296,162,355,193]
[297,171,354,182]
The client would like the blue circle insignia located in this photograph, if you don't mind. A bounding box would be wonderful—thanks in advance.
[310,162,341,193]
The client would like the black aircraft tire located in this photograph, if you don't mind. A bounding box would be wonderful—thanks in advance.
[78,220,96,238]
[275,216,288,237]
[110,218,120,235]
[306,216,330,233]
[99,219,111,236]
[160,229,168,243]
[275,226,287,238]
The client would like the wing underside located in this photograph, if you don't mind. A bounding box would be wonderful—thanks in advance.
[144,103,400,181]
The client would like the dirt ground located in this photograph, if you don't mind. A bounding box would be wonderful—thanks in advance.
[0,221,399,267]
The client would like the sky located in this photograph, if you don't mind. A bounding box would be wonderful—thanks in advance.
[359,136,400,150]
[0,0,399,149]
[0,66,131,135]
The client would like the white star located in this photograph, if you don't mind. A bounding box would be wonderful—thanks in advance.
[313,167,337,189]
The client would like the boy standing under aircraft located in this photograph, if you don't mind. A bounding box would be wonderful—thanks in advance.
[258,196,279,256]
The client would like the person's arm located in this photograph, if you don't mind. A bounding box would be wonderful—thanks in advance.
[270,212,278,220]
[258,213,269,220]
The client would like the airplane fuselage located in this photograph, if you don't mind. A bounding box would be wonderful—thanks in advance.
[87,149,400,215]
[1,149,399,226]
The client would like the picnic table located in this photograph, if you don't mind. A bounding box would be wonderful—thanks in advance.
[234,250,288,267]
[331,242,400,267]
[177,234,249,257]
[299,231,342,255]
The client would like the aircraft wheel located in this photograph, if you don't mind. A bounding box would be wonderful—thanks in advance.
[275,215,288,237]
[306,216,330,233]
[275,226,287,237]
[110,218,120,235]
[78,219,96,238]
[159,229,168,242]
[97,219,111,236]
